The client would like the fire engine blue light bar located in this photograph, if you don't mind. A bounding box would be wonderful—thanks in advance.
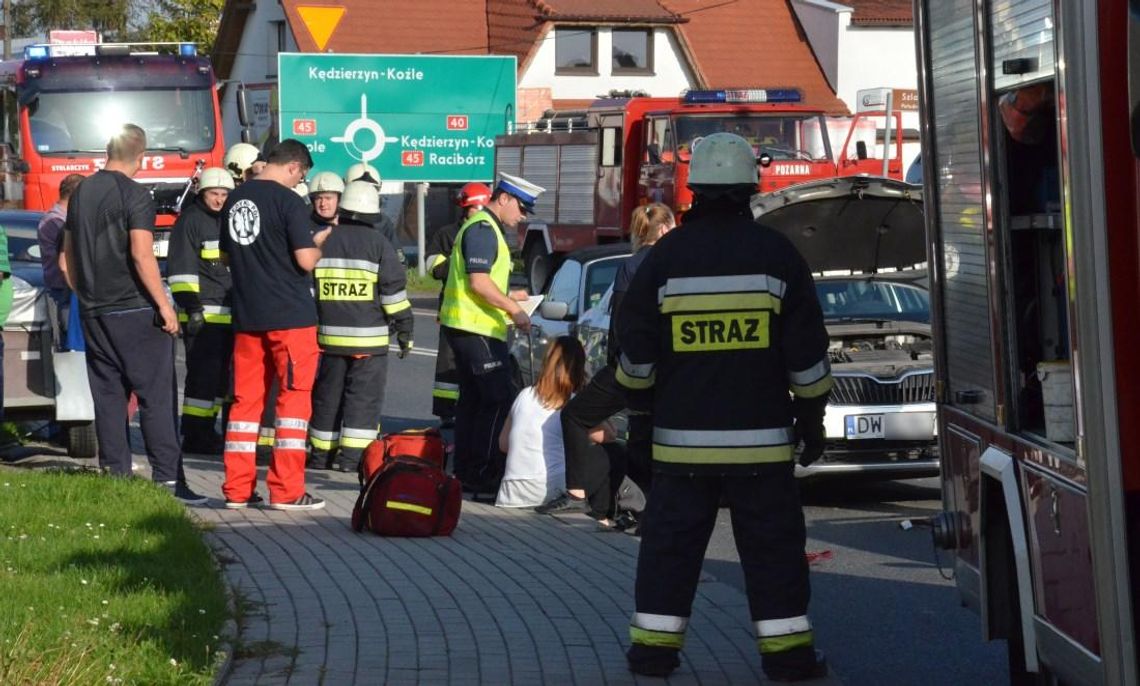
[178,43,197,57]
[682,88,803,104]
[24,45,49,60]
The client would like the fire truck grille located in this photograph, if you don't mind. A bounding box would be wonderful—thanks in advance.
[830,372,935,405]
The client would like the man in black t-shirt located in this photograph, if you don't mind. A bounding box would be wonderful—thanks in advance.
[220,139,332,511]
[62,124,206,505]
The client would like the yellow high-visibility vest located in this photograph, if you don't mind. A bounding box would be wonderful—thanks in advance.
[439,210,511,340]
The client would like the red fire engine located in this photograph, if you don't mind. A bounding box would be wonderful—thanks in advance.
[917,0,1140,683]
[0,41,226,256]
[495,88,906,290]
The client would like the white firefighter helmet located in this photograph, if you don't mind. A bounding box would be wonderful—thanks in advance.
[309,171,345,195]
[687,132,758,186]
[340,180,381,216]
[223,142,261,180]
[293,181,310,197]
[345,162,381,187]
[198,167,235,191]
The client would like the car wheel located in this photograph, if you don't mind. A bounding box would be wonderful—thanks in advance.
[66,422,97,459]
[524,241,551,294]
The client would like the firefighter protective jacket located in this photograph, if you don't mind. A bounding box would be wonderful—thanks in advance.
[167,197,232,324]
[614,203,833,475]
[313,217,412,356]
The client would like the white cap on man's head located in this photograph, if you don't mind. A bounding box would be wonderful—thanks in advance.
[495,172,545,215]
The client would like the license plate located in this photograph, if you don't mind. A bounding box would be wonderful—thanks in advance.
[845,412,935,440]
[153,232,170,258]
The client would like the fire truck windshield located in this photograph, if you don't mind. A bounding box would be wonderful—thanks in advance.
[26,88,216,154]
[674,114,831,162]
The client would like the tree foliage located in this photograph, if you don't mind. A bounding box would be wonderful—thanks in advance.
[11,0,130,38]
[138,0,225,54]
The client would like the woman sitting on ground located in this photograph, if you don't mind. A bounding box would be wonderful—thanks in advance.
[496,336,610,511]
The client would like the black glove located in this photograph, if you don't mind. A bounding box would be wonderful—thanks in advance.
[184,310,206,337]
[396,332,413,359]
[793,395,828,468]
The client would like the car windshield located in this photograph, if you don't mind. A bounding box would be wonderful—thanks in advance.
[674,114,831,162]
[28,89,216,153]
[815,278,930,324]
[584,258,623,313]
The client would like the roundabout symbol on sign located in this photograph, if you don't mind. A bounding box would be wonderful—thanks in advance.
[331,94,399,163]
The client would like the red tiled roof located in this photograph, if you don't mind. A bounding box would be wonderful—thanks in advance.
[662,0,848,114]
[280,0,489,54]
[487,0,548,74]
[533,0,684,23]
[842,0,913,26]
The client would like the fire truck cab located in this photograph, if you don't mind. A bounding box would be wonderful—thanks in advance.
[0,40,226,256]
[496,88,906,291]
[917,0,1140,683]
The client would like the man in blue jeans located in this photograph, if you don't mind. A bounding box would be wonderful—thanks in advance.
[62,124,206,504]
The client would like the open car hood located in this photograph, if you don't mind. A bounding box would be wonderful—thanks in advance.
[750,177,925,273]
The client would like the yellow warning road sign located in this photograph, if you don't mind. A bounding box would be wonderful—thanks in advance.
[297,5,346,52]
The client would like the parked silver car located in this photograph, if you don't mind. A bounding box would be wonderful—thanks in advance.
[577,177,937,479]
[508,244,629,387]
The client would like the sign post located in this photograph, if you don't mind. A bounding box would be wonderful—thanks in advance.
[278,53,515,274]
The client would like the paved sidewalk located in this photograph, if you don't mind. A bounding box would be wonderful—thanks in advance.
[180,456,840,686]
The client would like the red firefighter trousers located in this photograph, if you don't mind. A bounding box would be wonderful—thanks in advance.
[223,327,320,504]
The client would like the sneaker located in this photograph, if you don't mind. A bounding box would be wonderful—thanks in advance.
[162,480,210,506]
[535,493,590,515]
[268,493,326,511]
[224,492,264,510]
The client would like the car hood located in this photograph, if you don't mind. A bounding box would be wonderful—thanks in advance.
[750,176,925,273]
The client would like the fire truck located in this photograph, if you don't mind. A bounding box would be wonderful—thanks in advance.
[495,88,907,290]
[0,41,226,256]
[917,0,1140,683]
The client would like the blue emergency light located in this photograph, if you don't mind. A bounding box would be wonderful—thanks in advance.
[682,88,803,104]
[178,43,197,57]
[23,45,49,60]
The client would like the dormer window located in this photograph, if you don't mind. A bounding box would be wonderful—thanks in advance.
[555,27,598,74]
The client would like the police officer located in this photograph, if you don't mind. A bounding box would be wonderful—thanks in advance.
[425,182,491,425]
[308,181,413,472]
[168,167,235,454]
[614,133,831,681]
[344,162,402,261]
[223,143,262,185]
[440,172,542,493]
[309,171,344,225]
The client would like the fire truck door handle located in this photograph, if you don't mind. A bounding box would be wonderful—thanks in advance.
[1049,488,1061,536]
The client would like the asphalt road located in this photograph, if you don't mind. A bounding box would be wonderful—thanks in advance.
[387,304,1009,685]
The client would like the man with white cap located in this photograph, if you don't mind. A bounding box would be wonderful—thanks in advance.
[439,171,543,494]
[168,167,236,455]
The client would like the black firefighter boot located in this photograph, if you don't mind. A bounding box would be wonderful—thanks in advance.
[763,647,829,682]
[627,644,681,678]
[181,416,225,455]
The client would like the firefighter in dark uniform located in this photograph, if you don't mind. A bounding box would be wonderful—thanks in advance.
[439,172,543,493]
[425,182,491,425]
[308,181,413,472]
[167,167,235,454]
[615,133,832,681]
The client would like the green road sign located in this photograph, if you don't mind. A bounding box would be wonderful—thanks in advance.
[278,53,516,183]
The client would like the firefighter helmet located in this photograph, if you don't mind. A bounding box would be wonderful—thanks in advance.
[457,182,492,208]
[223,143,261,180]
[293,181,309,198]
[345,162,382,187]
[198,167,235,191]
[340,180,381,217]
[687,132,758,186]
[309,171,345,195]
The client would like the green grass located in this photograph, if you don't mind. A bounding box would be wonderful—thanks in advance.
[405,266,440,295]
[0,470,228,685]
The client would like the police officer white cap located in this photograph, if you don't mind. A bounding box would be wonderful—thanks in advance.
[687,132,758,186]
[198,167,235,191]
[309,171,346,195]
[495,172,545,215]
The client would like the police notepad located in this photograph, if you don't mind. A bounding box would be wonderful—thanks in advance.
[519,295,544,317]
